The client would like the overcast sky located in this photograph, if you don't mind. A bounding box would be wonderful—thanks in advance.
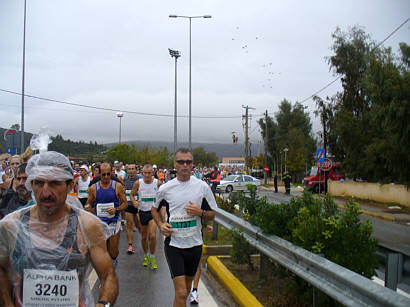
[1,0,409,146]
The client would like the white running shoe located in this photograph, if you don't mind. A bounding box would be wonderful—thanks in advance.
[190,289,199,304]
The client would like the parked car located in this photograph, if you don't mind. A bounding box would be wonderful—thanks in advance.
[216,174,261,193]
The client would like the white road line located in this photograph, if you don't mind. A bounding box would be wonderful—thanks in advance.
[372,276,410,298]
[88,269,98,290]
[197,278,218,307]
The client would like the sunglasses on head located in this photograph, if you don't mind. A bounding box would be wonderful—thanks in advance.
[176,160,193,165]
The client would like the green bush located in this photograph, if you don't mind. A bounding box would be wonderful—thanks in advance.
[231,230,254,270]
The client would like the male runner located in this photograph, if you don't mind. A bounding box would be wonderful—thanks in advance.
[130,164,162,269]
[152,148,217,307]
[85,163,127,262]
[124,164,141,254]
[74,165,91,207]
[0,151,118,306]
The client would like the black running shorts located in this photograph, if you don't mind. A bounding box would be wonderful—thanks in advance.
[125,203,138,214]
[139,210,153,226]
[164,237,202,278]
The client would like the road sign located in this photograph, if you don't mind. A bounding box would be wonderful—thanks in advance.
[264,166,270,173]
[320,158,332,171]
[316,148,325,163]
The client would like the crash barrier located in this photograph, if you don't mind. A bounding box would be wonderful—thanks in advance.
[214,207,410,307]
[328,181,410,208]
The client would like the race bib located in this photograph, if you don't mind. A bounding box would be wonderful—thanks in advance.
[23,269,79,307]
[78,189,88,199]
[96,203,115,218]
[140,194,156,203]
[169,215,198,238]
[126,190,131,202]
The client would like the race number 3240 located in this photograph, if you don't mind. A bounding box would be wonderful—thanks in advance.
[23,269,79,307]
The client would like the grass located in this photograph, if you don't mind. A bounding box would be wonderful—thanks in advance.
[203,222,233,245]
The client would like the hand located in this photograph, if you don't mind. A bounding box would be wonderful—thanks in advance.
[185,201,202,216]
[159,223,174,237]
[84,204,92,212]
[206,225,214,233]
[106,207,117,215]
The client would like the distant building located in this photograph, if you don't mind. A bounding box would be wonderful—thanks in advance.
[219,157,245,167]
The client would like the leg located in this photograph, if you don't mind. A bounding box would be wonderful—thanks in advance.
[108,231,121,259]
[133,212,142,233]
[125,212,134,245]
[192,265,201,290]
[140,225,148,253]
[172,276,190,307]
[148,219,157,255]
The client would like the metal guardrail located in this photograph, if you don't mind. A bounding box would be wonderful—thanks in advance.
[214,207,410,307]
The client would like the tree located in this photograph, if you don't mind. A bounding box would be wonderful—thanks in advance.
[192,147,218,167]
[324,26,409,184]
[259,99,315,182]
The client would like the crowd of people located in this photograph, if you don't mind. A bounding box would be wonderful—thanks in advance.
[0,148,217,307]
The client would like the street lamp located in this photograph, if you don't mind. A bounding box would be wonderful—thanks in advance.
[283,148,289,173]
[20,0,27,154]
[116,112,123,144]
[169,48,181,154]
[169,14,212,150]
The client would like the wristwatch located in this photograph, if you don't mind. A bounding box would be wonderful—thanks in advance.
[98,301,111,307]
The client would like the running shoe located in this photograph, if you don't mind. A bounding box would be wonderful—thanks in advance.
[143,256,150,267]
[127,245,135,254]
[150,257,158,270]
[190,289,199,304]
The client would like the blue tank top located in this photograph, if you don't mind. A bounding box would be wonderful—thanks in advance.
[94,181,120,223]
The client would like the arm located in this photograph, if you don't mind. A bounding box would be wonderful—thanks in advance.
[151,203,173,237]
[85,216,118,305]
[115,183,127,211]
[0,266,13,307]
[129,181,139,208]
[84,185,96,213]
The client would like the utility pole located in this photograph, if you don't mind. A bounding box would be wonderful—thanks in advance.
[264,110,268,184]
[242,105,255,173]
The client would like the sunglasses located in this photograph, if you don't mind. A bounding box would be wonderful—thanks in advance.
[176,160,193,165]
[101,173,111,177]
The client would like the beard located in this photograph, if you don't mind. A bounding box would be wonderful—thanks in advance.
[16,186,30,199]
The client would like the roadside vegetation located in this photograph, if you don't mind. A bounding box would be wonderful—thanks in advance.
[216,185,378,306]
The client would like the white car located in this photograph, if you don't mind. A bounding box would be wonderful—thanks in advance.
[216,174,261,193]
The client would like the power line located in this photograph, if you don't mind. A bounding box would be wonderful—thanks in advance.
[299,17,409,103]
[0,88,242,119]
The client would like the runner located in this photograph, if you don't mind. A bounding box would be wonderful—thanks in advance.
[0,151,118,306]
[130,164,162,269]
[85,162,127,263]
[152,148,217,307]
[124,164,142,254]
[74,165,91,207]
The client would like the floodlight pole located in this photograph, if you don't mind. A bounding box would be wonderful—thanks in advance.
[169,49,181,154]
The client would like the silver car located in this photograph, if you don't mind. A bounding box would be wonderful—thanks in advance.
[216,174,261,193]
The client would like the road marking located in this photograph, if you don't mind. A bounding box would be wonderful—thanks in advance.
[88,269,98,290]
[198,278,218,306]
[372,276,410,298]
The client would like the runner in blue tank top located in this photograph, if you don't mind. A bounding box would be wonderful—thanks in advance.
[85,162,127,262]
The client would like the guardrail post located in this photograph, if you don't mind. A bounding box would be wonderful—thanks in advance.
[259,253,269,279]
[212,221,219,240]
[385,253,402,290]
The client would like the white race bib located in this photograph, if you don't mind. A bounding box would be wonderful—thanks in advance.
[126,190,131,202]
[23,269,79,307]
[96,203,115,218]
[169,215,198,238]
[78,189,88,199]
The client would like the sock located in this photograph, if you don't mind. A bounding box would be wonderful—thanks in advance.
[145,253,149,257]
[193,288,198,292]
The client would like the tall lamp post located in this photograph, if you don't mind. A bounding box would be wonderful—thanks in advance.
[283,147,289,173]
[169,48,181,154]
[20,0,27,154]
[116,112,123,144]
[169,14,212,150]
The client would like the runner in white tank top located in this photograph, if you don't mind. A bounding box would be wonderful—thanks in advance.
[130,164,162,269]
[74,165,91,207]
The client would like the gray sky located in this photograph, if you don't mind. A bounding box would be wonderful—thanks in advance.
[1,0,409,146]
